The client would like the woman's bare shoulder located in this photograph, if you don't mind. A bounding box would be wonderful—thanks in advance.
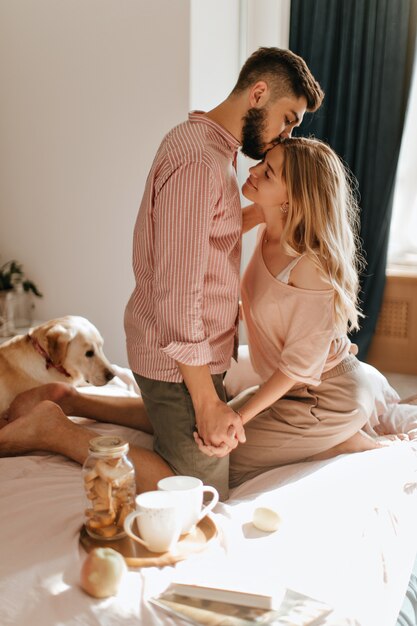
[289,255,332,291]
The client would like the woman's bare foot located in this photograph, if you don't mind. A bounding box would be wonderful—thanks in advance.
[374,424,410,440]
[0,400,92,462]
[307,430,388,462]
[376,433,410,443]
[2,383,77,424]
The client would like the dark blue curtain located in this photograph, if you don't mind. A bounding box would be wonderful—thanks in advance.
[289,0,412,358]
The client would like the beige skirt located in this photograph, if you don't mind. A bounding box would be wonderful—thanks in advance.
[229,355,377,488]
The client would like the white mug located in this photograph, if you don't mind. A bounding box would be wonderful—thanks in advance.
[157,476,219,535]
[123,491,182,553]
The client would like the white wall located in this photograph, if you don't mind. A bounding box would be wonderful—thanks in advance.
[190,0,291,343]
[190,0,240,111]
[238,0,291,273]
[0,0,291,365]
[0,0,190,366]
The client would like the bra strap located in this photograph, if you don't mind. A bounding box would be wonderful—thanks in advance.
[275,256,304,284]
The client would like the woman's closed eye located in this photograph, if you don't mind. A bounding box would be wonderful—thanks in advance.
[285,114,299,126]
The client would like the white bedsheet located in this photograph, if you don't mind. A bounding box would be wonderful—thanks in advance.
[1,366,417,626]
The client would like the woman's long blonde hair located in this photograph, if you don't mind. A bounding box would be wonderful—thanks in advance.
[280,137,364,332]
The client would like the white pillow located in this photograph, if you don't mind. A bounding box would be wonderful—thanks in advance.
[359,361,400,413]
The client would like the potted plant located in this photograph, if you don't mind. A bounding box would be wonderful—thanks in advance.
[0,260,43,336]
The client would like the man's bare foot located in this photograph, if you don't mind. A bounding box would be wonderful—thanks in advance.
[0,400,91,463]
[2,383,77,424]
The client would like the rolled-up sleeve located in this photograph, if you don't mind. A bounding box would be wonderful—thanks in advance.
[153,161,214,366]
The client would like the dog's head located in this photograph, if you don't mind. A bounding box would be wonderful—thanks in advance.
[29,316,114,386]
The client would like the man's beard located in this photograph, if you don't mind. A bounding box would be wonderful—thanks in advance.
[241,107,269,160]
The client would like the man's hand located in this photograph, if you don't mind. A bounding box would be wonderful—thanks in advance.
[193,422,239,458]
[242,203,264,234]
[194,400,245,449]
[175,362,245,453]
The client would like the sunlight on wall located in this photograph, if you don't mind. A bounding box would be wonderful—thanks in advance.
[388,1,417,267]
[190,0,240,112]
[0,0,191,366]
[190,0,291,342]
[0,1,292,364]
[190,0,291,268]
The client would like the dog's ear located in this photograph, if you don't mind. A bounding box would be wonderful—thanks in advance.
[46,324,76,365]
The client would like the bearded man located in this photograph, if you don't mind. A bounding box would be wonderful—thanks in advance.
[124,47,324,500]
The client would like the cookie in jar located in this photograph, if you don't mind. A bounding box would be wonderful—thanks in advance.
[82,436,136,540]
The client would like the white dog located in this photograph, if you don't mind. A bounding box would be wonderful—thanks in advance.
[0,315,114,413]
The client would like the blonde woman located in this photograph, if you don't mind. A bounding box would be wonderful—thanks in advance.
[1,138,404,495]
[195,137,389,488]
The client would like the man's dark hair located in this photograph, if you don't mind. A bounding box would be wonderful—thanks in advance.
[232,47,324,112]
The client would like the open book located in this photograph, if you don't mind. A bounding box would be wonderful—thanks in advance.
[168,577,285,610]
[165,557,286,610]
[151,549,335,624]
[151,587,333,626]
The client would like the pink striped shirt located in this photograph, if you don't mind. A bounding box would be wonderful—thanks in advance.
[124,111,242,382]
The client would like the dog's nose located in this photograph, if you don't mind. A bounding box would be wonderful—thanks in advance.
[105,369,115,382]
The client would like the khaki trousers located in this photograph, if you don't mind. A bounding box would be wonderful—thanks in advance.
[229,355,376,488]
[134,373,230,501]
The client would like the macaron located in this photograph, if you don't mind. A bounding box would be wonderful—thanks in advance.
[252,506,282,532]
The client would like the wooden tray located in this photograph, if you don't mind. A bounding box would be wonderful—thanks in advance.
[79,515,217,568]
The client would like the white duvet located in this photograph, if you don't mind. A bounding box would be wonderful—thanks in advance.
[0,355,417,626]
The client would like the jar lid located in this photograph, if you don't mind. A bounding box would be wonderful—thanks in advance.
[88,435,129,456]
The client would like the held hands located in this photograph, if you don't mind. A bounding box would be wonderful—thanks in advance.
[176,362,246,459]
[193,402,245,458]
[193,425,239,458]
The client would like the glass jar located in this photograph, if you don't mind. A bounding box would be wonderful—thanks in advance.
[11,279,34,328]
[0,291,15,337]
[82,435,136,540]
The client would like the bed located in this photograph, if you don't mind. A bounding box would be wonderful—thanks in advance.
[1,348,417,626]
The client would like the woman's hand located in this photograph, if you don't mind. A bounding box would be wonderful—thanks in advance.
[195,401,245,448]
[193,423,241,458]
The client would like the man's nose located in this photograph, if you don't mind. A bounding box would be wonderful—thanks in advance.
[280,129,292,139]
